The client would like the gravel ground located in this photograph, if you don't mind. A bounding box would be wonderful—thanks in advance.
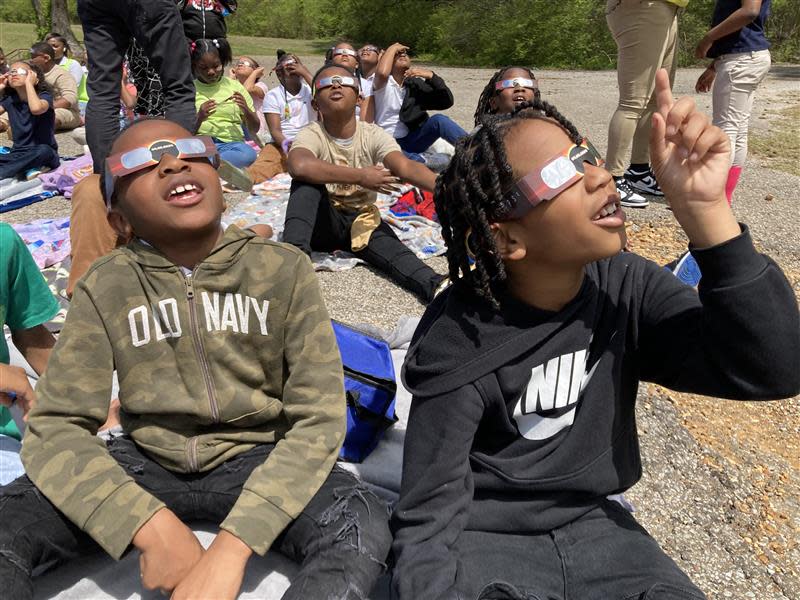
[2,64,798,599]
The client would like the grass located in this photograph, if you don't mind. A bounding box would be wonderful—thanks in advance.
[0,20,328,61]
[750,97,800,177]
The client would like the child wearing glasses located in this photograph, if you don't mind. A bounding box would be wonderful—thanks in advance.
[230,55,269,141]
[285,64,446,302]
[192,38,260,169]
[0,61,59,179]
[372,42,467,163]
[0,117,391,600]
[391,70,800,599]
[474,66,541,125]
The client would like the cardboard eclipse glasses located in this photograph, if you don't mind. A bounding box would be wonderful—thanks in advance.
[495,77,538,92]
[499,138,604,221]
[104,137,219,205]
[314,75,360,94]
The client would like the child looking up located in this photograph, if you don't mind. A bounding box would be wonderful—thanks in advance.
[192,38,259,168]
[474,65,541,125]
[230,55,269,140]
[0,118,391,600]
[357,43,381,96]
[0,62,59,179]
[372,43,467,162]
[286,65,446,302]
[331,41,371,121]
[391,70,800,599]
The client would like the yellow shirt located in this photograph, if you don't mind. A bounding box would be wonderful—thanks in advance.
[195,77,255,142]
[292,121,402,250]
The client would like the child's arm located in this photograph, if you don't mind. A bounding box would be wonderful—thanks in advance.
[392,386,485,599]
[0,364,37,419]
[408,72,455,111]
[10,323,55,375]
[120,81,137,110]
[695,0,763,59]
[636,69,800,398]
[373,42,407,92]
[288,147,401,194]
[383,150,437,191]
[230,90,260,137]
[24,70,50,115]
[243,67,266,98]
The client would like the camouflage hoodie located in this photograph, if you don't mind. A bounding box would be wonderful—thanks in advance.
[22,226,346,559]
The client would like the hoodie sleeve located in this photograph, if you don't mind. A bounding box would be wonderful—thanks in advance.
[21,278,166,560]
[414,74,455,111]
[391,384,485,600]
[220,253,346,555]
[636,226,800,399]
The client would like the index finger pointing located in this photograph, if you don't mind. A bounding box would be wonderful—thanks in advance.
[655,68,674,121]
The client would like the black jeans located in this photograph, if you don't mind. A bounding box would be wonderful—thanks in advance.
[77,0,196,172]
[0,145,59,180]
[446,500,706,600]
[0,436,391,600]
[283,181,445,302]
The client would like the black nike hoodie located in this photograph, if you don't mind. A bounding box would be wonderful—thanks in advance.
[391,226,800,600]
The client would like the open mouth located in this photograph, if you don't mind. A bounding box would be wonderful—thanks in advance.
[166,181,204,206]
[512,94,527,103]
[591,197,625,226]
[329,91,344,100]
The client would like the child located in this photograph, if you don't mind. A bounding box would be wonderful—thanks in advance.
[391,70,800,599]
[247,53,314,184]
[0,62,59,179]
[372,42,467,162]
[694,0,772,204]
[0,117,391,600]
[330,41,372,122]
[0,223,59,485]
[45,32,85,87]
[193,38,259,168]
[29,42,82,132]
[230,55,269,140]
[474,65,541,125]
[357,43,381,97]
[285,64,446,302]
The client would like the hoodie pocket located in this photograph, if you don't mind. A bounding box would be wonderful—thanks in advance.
[223,396,283,428]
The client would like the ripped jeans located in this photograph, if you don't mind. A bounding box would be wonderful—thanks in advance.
[0,436,391,600]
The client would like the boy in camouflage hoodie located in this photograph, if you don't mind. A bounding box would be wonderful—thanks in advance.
[0,118,391,600]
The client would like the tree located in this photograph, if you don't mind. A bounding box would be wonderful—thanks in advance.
[30,0,84,56]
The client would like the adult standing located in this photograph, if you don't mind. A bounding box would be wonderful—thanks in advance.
[695,0,771,204]
[76,0,196,173]
[605,0,688,207]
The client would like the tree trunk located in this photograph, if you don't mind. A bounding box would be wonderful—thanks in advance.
[30,0,49,36]
[50,0,84,58]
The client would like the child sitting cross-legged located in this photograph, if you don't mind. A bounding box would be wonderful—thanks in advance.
[285,64,447,303]
[0,118,391,600]
[391,70,800,599]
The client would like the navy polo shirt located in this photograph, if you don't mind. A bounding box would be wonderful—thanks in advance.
[708,0,771,58]
[0,91,57,150]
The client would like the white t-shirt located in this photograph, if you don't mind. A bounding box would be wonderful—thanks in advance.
[360,73,375,98]
[263,82,314,139]
[373,76,408,139]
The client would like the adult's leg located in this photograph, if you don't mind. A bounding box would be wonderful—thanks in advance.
[353,222,445,302]
[605,0,678,176]
[67,174,125,297]
[78,0,129,173]
[398,114,467,156]
[247,142,288,183]
[0,145,59,180]
[215,141,258,168]
[558,501,706,599]
[282,181,350,254]
[276,465,392,600]
[131,0,196,134]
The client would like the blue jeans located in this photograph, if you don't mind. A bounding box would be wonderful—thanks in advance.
[213,139,257,168]
[0,145,59,180]
[397,114,467,163]
[0,436,391,600]
[0,436,24,486]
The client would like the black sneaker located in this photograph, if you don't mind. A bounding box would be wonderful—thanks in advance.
[625,167,664,196]
[614,177,649,208]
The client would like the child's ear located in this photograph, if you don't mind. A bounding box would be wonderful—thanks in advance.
[489,96,499,113]
[107,208,133,243]
[311,97,319,112]
[491,223,527,262]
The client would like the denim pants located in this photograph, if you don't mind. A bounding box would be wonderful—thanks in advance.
[447,500,706,600]
[213,138,258,169]
[77,0,197,172]
[283,181,445,302]
[397,114,467,162]
[0,435,24,486]
[0,145,59,180]
[0,436,392,600]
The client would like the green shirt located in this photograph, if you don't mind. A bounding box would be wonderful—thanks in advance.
[195,77,255,142]
[0,224,60,440]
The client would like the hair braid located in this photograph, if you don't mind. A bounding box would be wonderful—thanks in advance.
[474,66,540,126]
[434,99,585,306]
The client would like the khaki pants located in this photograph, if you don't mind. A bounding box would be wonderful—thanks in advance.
[606,0,679,176]
[67,174,126,297]
[712,49,771,168]
[55,107,82,132]
[246,142,287,184]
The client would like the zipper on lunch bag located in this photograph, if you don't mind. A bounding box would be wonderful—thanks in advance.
[343,366,396,394]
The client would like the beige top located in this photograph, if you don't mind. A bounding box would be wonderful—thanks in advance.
[44,64,80,116]
[292,121,401,250]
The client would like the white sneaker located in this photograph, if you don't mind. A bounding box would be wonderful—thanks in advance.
[614,177,649,208]
[625,167,664,196]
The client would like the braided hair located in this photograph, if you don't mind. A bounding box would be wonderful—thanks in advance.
[435,98,583,306]
[473,66,541,126]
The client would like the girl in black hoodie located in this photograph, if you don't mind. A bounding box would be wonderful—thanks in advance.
[391,69,800,600]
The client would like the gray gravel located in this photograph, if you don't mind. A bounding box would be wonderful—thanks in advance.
[2,64,798,599]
